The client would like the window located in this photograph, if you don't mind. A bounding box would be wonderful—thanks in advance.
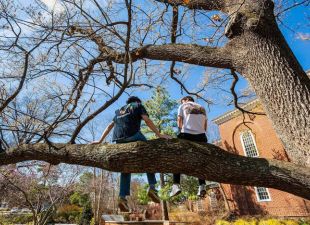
[240,131,259,157]
[255,187,271,202]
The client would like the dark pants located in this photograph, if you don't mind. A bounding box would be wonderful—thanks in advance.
[173,133,207,185]
[116,132,157,198]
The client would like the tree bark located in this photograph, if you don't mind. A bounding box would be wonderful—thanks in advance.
[240,30,310,167]
[225,1,310,166]
[1,139,310,200]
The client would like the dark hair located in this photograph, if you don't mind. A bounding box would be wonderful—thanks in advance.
[181,96,194,102]
[126,96,142,104]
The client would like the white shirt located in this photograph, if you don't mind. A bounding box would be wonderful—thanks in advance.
[178,102,207,134]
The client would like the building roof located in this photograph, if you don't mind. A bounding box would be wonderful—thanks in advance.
[212,99,260,125]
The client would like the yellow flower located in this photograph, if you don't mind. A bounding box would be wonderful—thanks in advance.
[216,220,231,225]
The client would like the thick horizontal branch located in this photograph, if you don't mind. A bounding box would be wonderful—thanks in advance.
[1,139,309,200]
[102,44,234,69]
[136,44,233,68]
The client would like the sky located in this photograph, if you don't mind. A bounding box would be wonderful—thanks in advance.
[2,0,309,144]
[281,6,310,68]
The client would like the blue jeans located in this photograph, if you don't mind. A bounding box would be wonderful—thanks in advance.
[116,131,157,198]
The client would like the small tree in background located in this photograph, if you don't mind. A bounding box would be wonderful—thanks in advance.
[142,86,178,138]
[142,87,178,220]
[79,200,93,225]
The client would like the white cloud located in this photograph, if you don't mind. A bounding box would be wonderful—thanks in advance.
[297,32,310,41]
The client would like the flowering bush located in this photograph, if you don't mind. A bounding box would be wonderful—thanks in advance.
[215,218,309,225]
[216,220,231,225]
[234,219,258,225]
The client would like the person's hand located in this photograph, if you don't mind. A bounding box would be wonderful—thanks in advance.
[157,134,173,139]
[90,141,100,145]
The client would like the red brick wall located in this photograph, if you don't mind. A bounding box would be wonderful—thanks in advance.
[216,104,310,216]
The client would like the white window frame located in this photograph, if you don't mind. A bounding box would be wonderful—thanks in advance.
[240,131,259,157]
[254,187,271,202]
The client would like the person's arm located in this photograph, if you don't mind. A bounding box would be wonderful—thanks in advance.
[142,115,172,139]
[177,104,184,131]
[90,121,115,144]
[204,118,207,131]
[177,115,183,130]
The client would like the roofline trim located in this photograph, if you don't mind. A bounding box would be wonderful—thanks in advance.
[212,99,260,125]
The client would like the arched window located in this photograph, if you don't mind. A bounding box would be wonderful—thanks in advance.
[255,187,271,202]
[240,131,259,157]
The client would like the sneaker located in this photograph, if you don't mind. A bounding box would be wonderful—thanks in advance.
[197,185,207,198]
[147,188,161,203]
[118,197,130,212]
[170,184,182,198]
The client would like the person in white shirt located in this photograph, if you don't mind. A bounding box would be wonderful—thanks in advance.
[170,96,208,198]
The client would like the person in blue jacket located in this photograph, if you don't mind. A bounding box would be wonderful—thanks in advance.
[91,96,171,212]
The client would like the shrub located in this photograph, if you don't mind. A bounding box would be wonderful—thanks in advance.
[259,219,285,225]
[282,220,299,225]
[79,201,93,225]
[56,204,82,223]
[215,218,308,225]
[298,220,310,225]
[216,220,231,225]
[234,219,258,225]
[0,214,33,224]
[169,211,204,225]
[90,217,95,225]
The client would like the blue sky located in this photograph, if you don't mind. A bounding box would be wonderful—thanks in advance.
[281,6,310,68]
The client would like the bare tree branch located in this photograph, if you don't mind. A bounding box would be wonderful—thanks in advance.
[230,69,266,116]
[154,0,225,10]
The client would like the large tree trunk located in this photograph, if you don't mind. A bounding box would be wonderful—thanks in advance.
[242,19,310,167]
[224,0,310,166]
[241,31,310,166]
[1,139,310,200]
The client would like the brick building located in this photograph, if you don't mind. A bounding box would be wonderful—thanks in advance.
[212,99,310,216]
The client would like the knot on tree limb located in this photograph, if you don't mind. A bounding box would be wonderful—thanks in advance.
[225,13,243,38]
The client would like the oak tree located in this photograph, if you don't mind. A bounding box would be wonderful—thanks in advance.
[0,0,309,200]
